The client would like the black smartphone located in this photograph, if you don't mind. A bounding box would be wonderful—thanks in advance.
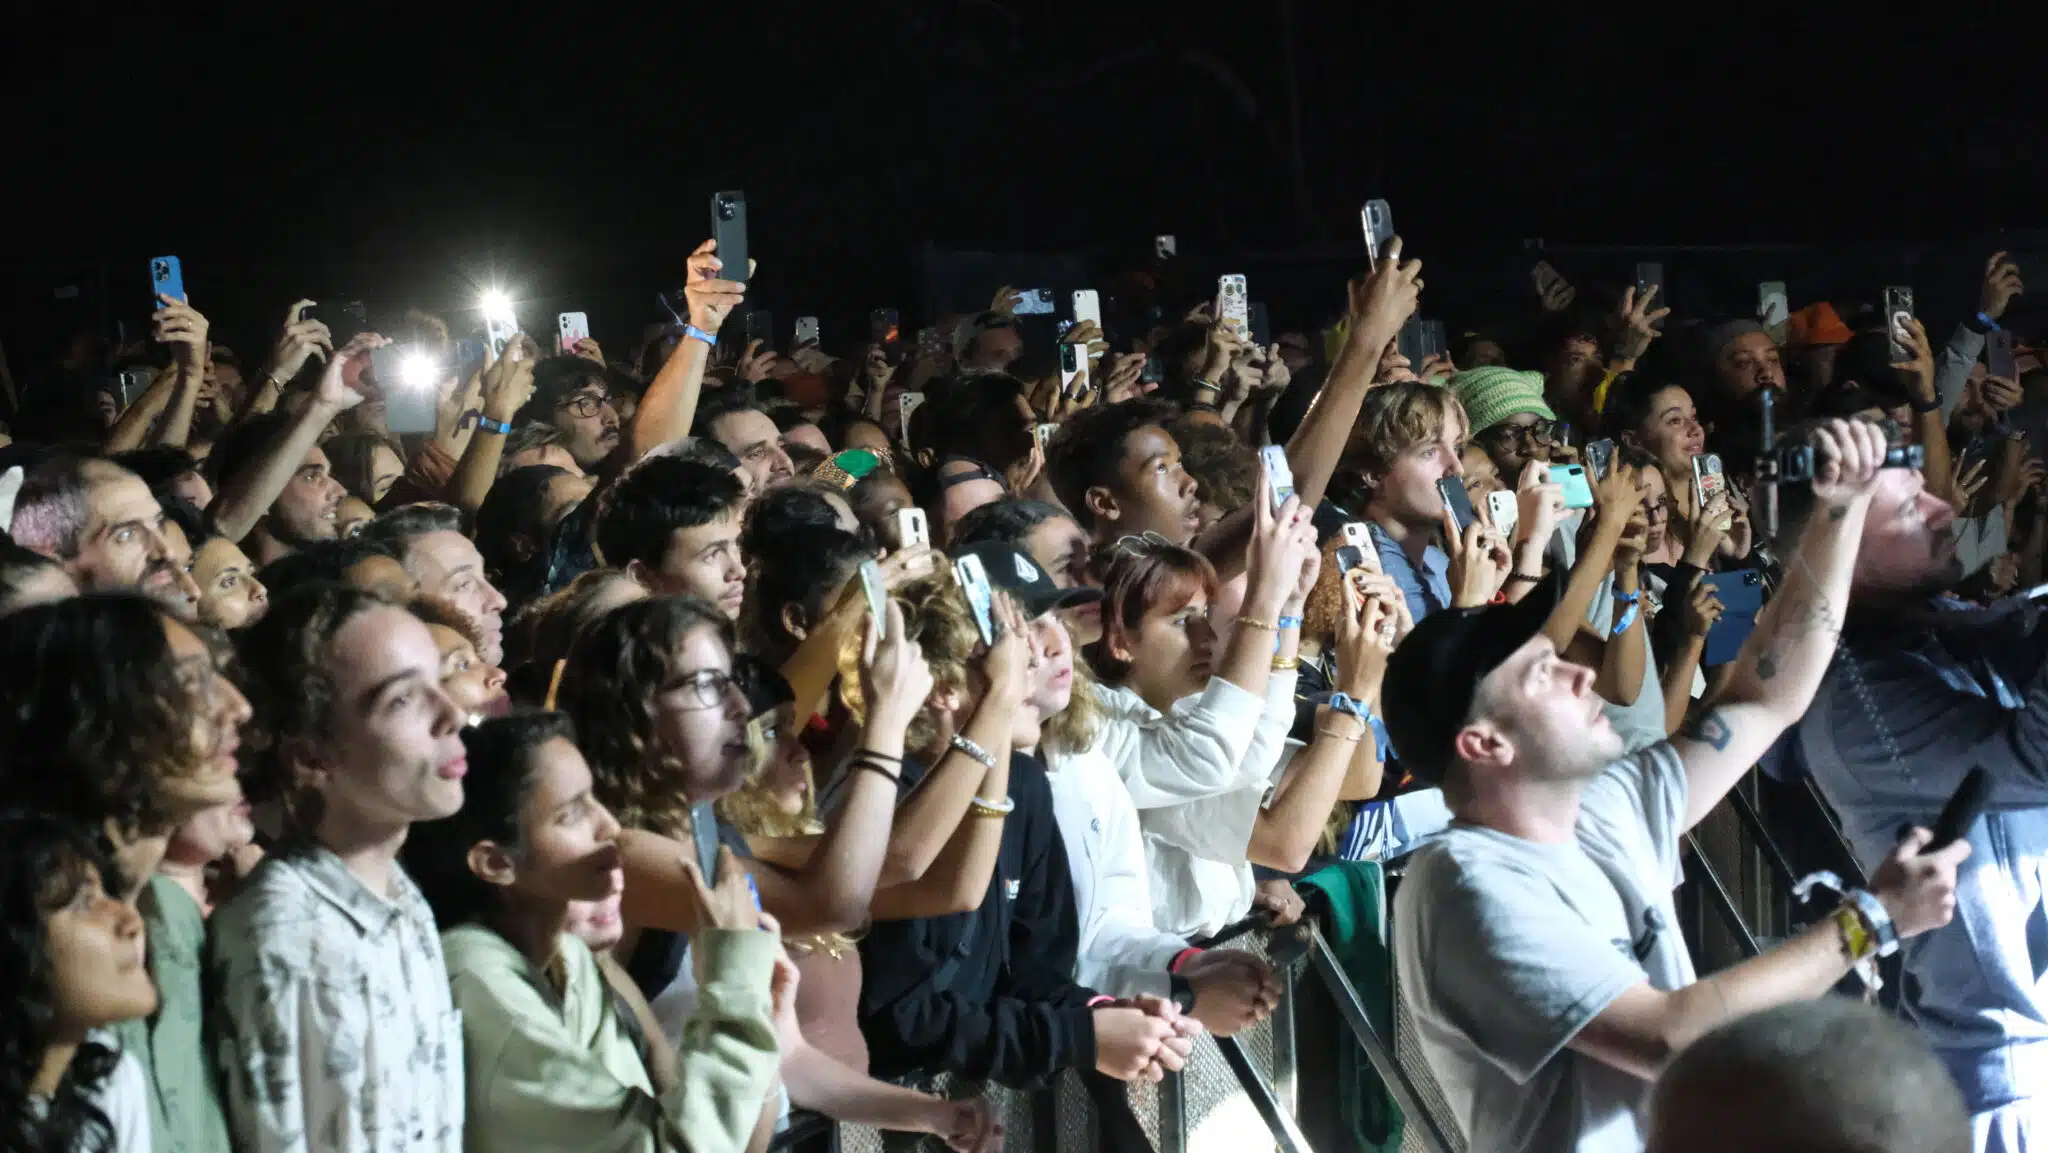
[1249,301,1271,348]
[1988,329,2019,381]
[1929,768,1993,851]
[1436,477,1477,534]
[1634,262,1665,309]
[710,190,750,287]
[690,801,721,882]
[744,309,775,350]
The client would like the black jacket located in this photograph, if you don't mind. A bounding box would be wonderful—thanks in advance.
[857,751,1099,1088]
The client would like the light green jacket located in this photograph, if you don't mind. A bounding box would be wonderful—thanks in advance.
[443,924,779,1153]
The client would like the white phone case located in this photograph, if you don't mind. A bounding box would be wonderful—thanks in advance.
[1217,275,1250,340]
[1072,289,1102,331]
[557,312,590,354]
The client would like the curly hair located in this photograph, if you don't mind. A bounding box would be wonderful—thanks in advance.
[0,812,126,1153]
[0,594,217,844]
[834,571,981,756]
[557,595,734,835]
[402,711,574,931]
[1331,381,1468,510]
[501,570,647,700]
[233,582,397,839]
[1167,417,1258,515]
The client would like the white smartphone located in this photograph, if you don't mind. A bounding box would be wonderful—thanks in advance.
[1014,289,1056,316]
[954,554,997,646]
[857,558,887,639]
[1757,282,1788,327]
[1155,234,1177,259]
[556,311,590,355]
[1487,490,1519,537]
[1360,199,1395,271]
[1034,422,1058,451]
[484,307,521,359]
[1260,445,1295,511]
[1339,521,1381,574]
[1072,289,1102,332]
[1691,453,1726,507]
[898,391,926,446]
[794,315,820,346]
[1216,275,1250,340]
[895,507,930,549]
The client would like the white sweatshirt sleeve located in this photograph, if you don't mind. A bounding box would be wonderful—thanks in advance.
[1093,677,1272,809]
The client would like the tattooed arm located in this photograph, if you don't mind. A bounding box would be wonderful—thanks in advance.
[1672,420,1889,830]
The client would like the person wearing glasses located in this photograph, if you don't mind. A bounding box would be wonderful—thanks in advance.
[514,357,623,473]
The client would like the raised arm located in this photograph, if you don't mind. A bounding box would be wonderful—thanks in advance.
[210,334,384,543]
[629,240,742,464]
[444,337,538,518]
[1670,419,1886,830]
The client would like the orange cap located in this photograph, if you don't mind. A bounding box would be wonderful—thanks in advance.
[1787,302,1853,347]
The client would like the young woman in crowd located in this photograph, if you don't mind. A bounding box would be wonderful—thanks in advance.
[401,712,782,1153]
[0,812,158,1153]
[1606,375,1754,565]
[411,594,512,722]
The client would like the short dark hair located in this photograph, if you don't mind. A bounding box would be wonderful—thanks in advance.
[949,498,1070,551]
[322,432,395,504]
[694,384,767,434]
[515,356,611,427]
[157,494,215,548]
[924,374,1033,469]
[499,422,568,476]
[596,457,744,571]
[109,447,201,489]
[743,525,870,665]
[653,437,742,473]
[1601,374,1689,443]
[741,484,854,560]
[474,465,574,585]
[402,711,577,930]
[256,537,400,596]
[359,502,466,556]
[10,456,128,561]
[770,408,817,434]
[785,442,827,475]
[1046,399,1179,531]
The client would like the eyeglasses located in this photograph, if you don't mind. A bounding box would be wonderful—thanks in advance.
[557,391,613,420]
[1480,419,1557,445]
[661,668,734,711]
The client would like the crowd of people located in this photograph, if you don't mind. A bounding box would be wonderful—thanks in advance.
[0,228,2039,1153]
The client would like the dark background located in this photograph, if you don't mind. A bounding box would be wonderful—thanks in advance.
[5,1,2046,362]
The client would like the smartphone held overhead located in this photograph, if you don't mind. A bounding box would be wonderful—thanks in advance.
[556,311,590,354]
[711,190,750,286]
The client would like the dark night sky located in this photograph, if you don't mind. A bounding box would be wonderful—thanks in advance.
[5,1,2046,347]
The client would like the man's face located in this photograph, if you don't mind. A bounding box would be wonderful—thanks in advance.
[550,384,621,468]
[1716,331,1786,398]
[782,422,831,458]
[1102,425,1202,545]
[75,469,181,601]
[1476,412,1556,475]
[272,446,346,545]
[1371,418,1465,530]
[712,410,795,489]
[1545,337,1603,400]
[649,512,746,618]
[404,530,508,663]
[1023,514,1101,645]
[1466,637,1623,785]
[310,606,469,832]
[1852,468,1961,595]
[966,327,1023,372]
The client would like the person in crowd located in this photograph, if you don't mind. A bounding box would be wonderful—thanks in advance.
[409,595,511,722]
[323,431,407,507]
[1046,399,1204,548]
[0,812,158,1153]
[0,594,249,892]
[1783,416,2048,1144]
[697,389,796,491]
[10,455,190,609]
[0,534,78,613]
[164,499,269,629]
[1385,419,1969,1153]
[512,357,623,473]
[500,568,648,703]
[951,498,1103,644]
[360,501,510,663]
[112,446,214,511]
[812,448,916,547]
[595,456,749,618]
[1603,375,1754,567]
[1451,365,1563,484]
[1645,999,1968,1153]
[953,311,1024,375]
[1169,417,1258,532]
[741,524,871,669]
[400,712,783,1153]
[472,462,594,605]
[256,535,417,600]
[212,583,469,1152]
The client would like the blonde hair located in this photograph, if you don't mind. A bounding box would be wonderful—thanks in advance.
[835,570,982,757]
[1039,651,1105,757]
[1336,382,1468,505]
[715,712,860,959]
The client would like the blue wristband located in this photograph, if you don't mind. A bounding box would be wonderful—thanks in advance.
[1277,615,1302,631]
[1326,692,1372,721]
[1978,311,2002,333]
[683,324,718,346]
[1612,602,1640,636]
[475,415,511,435]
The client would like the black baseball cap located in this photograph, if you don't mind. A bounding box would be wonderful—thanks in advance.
[1380,575,1561,785]
[955,540,1102,619]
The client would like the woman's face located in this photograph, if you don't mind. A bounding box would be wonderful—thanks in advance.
[856,475,914,546]
[651,625,752,802]
[367,443,406,504]
[46,862,157,1032]
[162,614,252,818]
[167,797,255,866]
[1461,443,1504,503]
[1025,612,1075,720]
[503,737,624,909]
[335,496,376,539]
[753,704,811,816]
[1636,386,1705,471]
[563,893,625,951]
[192,536,268,630]
[428,623,508,722]
[1121,586,1215,708]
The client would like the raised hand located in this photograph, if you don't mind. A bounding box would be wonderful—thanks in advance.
[1980,251,2025,323]
[1335,574,1399,698]
[683,239,749,333]
[479,334,541,422]
[569,337,606,366]
[860,601,935,731]
[1890,316,1937,403]
[1680,580,1725,639]
[314,332,391,411]
[1808,418,1889,507]
[1445,518,1512,609]
[1871,827,1969,940]
[1346,237,1424,337]
[1531,260,1575,312]
[1611,284,1670,368]
[268,299,333,385]
[737,339,779,383]
[152,295,210,373]
[1097,351,1148,403]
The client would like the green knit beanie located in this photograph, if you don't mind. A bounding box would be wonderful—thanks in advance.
[1447,367,1555,434]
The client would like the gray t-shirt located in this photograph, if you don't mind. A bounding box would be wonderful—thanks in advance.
[1394,742,1694,1153]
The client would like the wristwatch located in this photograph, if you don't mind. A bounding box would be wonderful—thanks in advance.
[1169,973,1197,1015]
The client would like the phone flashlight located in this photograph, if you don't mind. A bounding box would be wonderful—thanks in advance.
[399,352,439,390]
[479,290,514,322]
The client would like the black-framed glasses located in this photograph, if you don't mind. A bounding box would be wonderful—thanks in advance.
[1479,419,1557,445]
[661,669,734,711]
[557,391,613,420]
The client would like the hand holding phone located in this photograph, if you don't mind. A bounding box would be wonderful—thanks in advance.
[1260,446,1296,512]
[954,555,997,646]
[557,311,591,355]
[148,255,186,307]
[858,559,888,640]
[710,190,750,287]
[1436,477,1478,533]
[1360,200,1395,271]
[894,507,930,550]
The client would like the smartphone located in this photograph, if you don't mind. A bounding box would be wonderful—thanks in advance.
[1634,262,1665,308]
[1396,316,1426,366]
[1554,423,1575,451]
[452,339,487,382]
[1757,281,1789,327]
[1550,463,1595,510]
[556,311,591,355]
[1339,522,1382,574]
[1013,289,1055,316]
[1249,301,1271,348]
[1701,570,1765,666]
[857,558,888,639]
[710,189,750,287]
[690,801,721,884]
[1034,422,1058,452]
[954,554,997,646]
[794,315,820,347]
[1487,489,1520,537]
[1360,199,1395,271]
[148,255,185,307]
[1072,289,1103,331]
[1335,545,1368,575]
[1883,285,1915,363]
[1419,318,1447,362]
[1216,275,1250,340]
[1155,234,1177,260]
[1691,453,1727,512]
[898,391,926,443]
[115,367,154,408]
[869,308,901,347]
[1585,438,1616,481]
[483,303,520,360]
[1059,343,1087,395]
[1260,445,1295,511]
[895,507,930,549]
[744,309,775,350]
[1988,329,2019,381]
[370,343,444,435]
[1929,768,1994,851]
[1437,477,1478,534]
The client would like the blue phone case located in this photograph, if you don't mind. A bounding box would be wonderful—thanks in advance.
[1700,570,1766,667]
[1550,463,1595,509]
[149,255,185,307]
